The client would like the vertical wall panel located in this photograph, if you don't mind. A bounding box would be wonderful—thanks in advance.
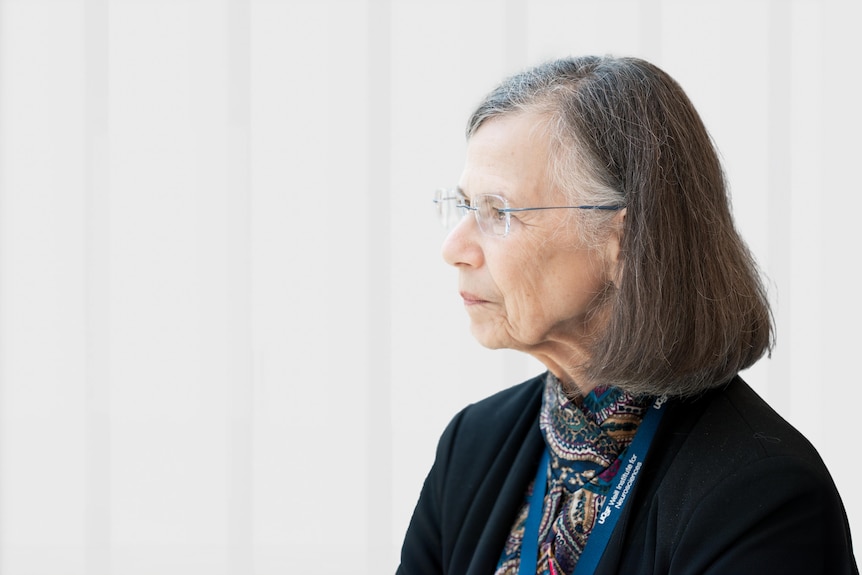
[820,0,862,542]
[0,1,89,572]
[0,3,4,563]
[527,0,643,62]
[250,0,370,569]
[638,0,663,63]
[108,2,231,571]
[366,0,392,571]
[767,0,793,417]
[226,0,253,573]
[787,0,823,448]
[224,0,254,575]
[249,2,331,565]
[84,0,111,572]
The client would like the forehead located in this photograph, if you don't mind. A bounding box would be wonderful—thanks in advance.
[459,112,555,201]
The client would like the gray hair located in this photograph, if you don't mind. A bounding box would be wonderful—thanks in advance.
[468,59,624,245]
[467,56,774,397]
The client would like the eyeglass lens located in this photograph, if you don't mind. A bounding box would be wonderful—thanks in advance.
[434,188,461,228]
[473,195,508,236]
[434,189,511,237]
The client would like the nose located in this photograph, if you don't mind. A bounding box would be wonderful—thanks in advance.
[441,214,484,268]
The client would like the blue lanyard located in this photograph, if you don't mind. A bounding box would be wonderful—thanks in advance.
[518,395,667,575]
[519,448,550,575]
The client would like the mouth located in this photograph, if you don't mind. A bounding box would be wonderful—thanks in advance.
[460,292,490,306]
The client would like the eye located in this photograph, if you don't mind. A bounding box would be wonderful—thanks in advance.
[478,195,507,221]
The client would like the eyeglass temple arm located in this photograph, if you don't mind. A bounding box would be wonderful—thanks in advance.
[501,205,625,212]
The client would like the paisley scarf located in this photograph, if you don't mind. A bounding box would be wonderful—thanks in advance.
[495,373,650,575]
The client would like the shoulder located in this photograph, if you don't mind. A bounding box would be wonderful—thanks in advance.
[656,376,837,502]
[634,376,857,574]
[673,376,826,469]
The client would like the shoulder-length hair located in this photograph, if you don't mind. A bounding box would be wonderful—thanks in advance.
[467,56,773,397]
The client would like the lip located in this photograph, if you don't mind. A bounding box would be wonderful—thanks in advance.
[460,291,490,306]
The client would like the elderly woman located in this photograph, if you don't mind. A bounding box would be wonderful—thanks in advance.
[397,56,857,575]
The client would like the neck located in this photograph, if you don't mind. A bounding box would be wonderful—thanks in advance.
[535,354,597,396]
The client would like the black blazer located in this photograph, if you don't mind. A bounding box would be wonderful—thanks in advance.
[397,374,858,574]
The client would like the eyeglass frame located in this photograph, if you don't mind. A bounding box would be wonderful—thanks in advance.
[433,187,625,238]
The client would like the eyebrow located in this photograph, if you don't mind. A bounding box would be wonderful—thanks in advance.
[455,186,510,202]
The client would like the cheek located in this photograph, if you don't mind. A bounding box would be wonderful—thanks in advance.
[487,237,607,322]
[524,253,607,320]
[496,260,555,326]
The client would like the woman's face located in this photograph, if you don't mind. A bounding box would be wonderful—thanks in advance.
[442,112,619,366]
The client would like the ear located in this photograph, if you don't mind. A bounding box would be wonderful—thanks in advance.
[604,208,626,287]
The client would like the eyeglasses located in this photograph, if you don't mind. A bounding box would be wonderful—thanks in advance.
[433,188,624,238]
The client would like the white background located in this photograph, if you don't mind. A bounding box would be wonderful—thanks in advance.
[0,0,859,573]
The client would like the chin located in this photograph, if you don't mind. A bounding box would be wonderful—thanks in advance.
[469,324,508,350]
[469,323,529,352]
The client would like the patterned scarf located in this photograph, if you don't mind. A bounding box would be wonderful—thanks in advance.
[495,373,649,575]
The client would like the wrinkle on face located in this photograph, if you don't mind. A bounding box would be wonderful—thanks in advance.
[442,112,621,387]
